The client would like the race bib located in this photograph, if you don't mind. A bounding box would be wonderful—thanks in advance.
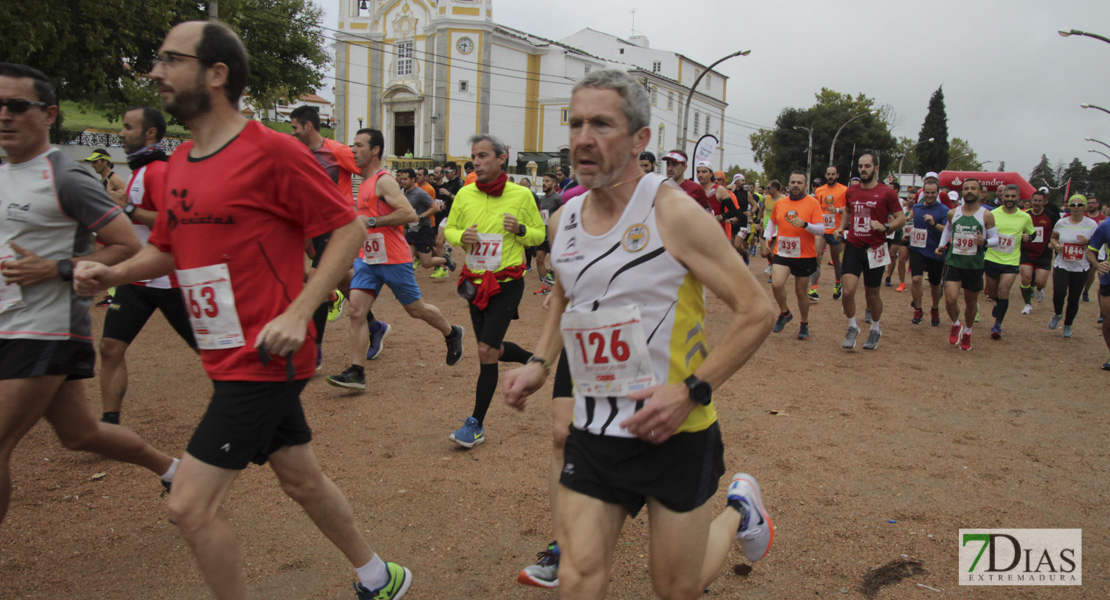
[362,232,387,265]
[996,234,1016,254]
[910,227,928,248]
[823,213,837,229]
[953,233,977,256]
[777,236,801,258]
[0,244,24,314]
[867,244,891,269]
[1033,226,1044,243]
[541,209,550,225]
[466,232,503,271]
[853,213,871,236]
[903,223,913,237]
[1062,243,1085,262]
[175,263,246,350]
[561,306,656,397]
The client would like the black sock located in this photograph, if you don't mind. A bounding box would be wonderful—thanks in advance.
[499,341,532,364]
[350,364,365,377]
[366,309,377,334]
[313,301,328,344]
[445,326,460,340]
[727,498,751,530]
[100,412,120,425]
[995,298,1010,323]
[473,363,499,425]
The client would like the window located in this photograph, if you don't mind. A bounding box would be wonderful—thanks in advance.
[706,75,711,90]
[459,80,468,93]
[652,60,661,73]
[694,112,700,137]
[694,69,701,84]
[561,108,570,125]
[619,48,625,55]
[584,64,591,75]
[667,91,673,110]
[650,86,657,106]
[397,41,413,76]
[658,124,664,149]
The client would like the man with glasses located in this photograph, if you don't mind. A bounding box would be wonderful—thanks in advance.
[0,62,179,527]
[73,24,413,599]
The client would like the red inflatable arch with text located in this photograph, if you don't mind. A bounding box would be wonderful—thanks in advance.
[938,171,1036,199]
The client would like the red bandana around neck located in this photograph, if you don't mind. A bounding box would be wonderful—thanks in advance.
[475,172,508,197]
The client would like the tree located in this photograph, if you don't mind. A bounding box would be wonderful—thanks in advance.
[1028,154,1058,202]
[749,88,895,184]
[916,86,950,175]
[1060,158,1090,199]
[725,166,763,186]
[1088,162,1110,201]
[944,138,982,171]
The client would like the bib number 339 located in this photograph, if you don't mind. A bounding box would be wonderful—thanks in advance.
[561,306,656,397]
[176,263,246,350]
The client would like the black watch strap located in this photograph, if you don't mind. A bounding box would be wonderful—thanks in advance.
[57,258,74,282]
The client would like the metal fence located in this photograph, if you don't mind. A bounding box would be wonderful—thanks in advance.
[56,129,189,152]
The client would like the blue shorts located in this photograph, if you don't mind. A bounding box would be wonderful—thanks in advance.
[822,233,843,246]
[350,260,422,305]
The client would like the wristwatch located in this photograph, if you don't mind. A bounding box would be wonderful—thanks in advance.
[367,217,378,228]
[517,224,527,237]
[57,258,74,282]
[123,203,137,219]
[526,355,550,376]
[684,374,712,406]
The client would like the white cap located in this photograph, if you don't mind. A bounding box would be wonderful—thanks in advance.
[948,191,959,200]
[733,174,745,182]
[924,171,939,180]
[695,160,713,170]
[662,151,687,163]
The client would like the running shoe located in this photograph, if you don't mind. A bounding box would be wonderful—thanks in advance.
[1048,314,1062,330]
[974,310,980,323]
[1100,315,1104,324]
[912,307,923,325]
[763,265,772,275]
[884,277,892,287]
[413,259,421,271]
[443,251,456,272]
[808,286,819,301]
[797,322,809,340]
[865,309,872,324]
[832,281,843,300]
[842,326,860,349]
[1021,304,1033,315]
[896,282,907,292]
[534,285,551,296]
[1036,289,1045,303]
[367,321,391,360]
[772,311,793,333]
[1102,356,1110,371]
[445,325,465,366]
[1082,291,1090,303]
[949,323,961,345]
[354,562,412,600]
[429,267,448,279]
[95,295,113,307]
[449,416,485,448]
[327,290,345,322]
[930,308,941,327]
[960,331,973,351]
[862,330,881,350]
[100,412,120,425]
[518,542,560,588]
[990,324,1002,340]
[1062,326,1073,338]
[316,346,323,372]
[544,271,555,285]
[727,473,774,562]
[326,366,366,390]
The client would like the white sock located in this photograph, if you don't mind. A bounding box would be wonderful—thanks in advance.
[870,321,881,332]
[847,316,858,329]
[160,457,179,482]
[355,554,389,591]
[963,326,973,335]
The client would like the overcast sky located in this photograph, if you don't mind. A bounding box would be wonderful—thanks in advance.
[319,0,1110,179]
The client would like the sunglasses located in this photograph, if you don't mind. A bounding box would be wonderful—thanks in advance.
[1068,203,1085,208]
[0,99,48,113]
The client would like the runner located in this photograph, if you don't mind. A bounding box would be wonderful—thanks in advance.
[638,150,656,174]
[662,150,715,215]
[74,25,413,599]
[983,184,1035,340]
[502,68,775,598]
[1048,195,1098,338]
[432,161,464,281]
[762,171,824,339]
[907,181,948,326]
[532,172,562,296]
[1019,188,1058,314]
[1085,214,1110,369]
[695,161,732,237]
[834,151,904,350]
[0,62,177,526]
[98,106,198,425]
[810,165,848,301]
[443,133,545,448]
[892,192,914,292]
[760,180,783,278]
[1082,194,1107,303]
[936,179,997,351]
[326,132,463,391]
[397,167,454,274]
[82,147,126,196]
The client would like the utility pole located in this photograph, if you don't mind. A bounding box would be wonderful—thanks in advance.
[210,0,218,20]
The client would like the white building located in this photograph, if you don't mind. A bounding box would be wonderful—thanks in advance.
[333,0,729,171]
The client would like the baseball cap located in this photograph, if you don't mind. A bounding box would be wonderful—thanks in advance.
[639,150,656,163]
[924,171,939,181]
[948,191,959,201]
[695,160,713,170]
[732,174,745,183]
[1038,186,1050,194]
[662,151,687,163]
[812,177,825,187]
[83,149,112,162]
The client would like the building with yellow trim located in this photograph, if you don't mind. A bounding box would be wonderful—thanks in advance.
[334,0,729,171]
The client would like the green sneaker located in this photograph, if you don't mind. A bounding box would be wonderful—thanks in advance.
[354,562,412,599]
[327,290,345,322]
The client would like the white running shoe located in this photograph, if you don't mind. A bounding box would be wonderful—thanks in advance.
[727,473,774,562]
[1035,289,1045,303]
[1021,304,1033,315]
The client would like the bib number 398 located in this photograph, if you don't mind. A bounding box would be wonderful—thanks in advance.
[175,263,246,350]
[561,306,656,397]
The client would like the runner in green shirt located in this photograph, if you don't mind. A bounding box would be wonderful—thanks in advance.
[936,179,998,351]
[983,184,1035,340]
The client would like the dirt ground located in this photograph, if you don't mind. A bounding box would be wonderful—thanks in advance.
[1,255,1106,599]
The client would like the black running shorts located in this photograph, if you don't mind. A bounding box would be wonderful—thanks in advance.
[102,284,197,347]
[560,422,725,517]
[310,232,331,269]
[983,259,1020,279]
[943,265,985,293]
[186,379,312,470]
[1100,284,1110,298]
[468,277,524,349]
[552,349,571,398]
[841,243,885,288]
[909,251,944,283]
[1020,250,1052,270]
[771,255,818,278]
[0,339,95,380]
[405,226,437,255]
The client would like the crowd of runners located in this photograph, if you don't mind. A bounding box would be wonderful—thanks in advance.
[1,20,1109,600]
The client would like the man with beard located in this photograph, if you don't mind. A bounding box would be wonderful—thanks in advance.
[983,184,1034,340]
[762,171,824,339]
[639,150,656,174]
[936,179,997,351]
[72,23,413,599]
[1018,189,1058,314]
[501,69,775,599]
[662,150,716,216]
[97,106,197,425]
[834,151,904,350]
[810,165,848,301]
[432,161,463,280]
[532,172,563,295]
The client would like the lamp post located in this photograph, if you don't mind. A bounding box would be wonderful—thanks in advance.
[1089,149,1110,161]
[680,49,751,153]
[1087,137,1110,152]
[794,125,813,189]
[1059,29,1110,45]
[895,137,934,188]
[1081,103,1110,116]
[829,110,878,165]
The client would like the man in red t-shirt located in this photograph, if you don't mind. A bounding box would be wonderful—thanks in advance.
[74,21,413,599]
[833,151,905,350]
[662,150,717,216]
[762,171,825,340]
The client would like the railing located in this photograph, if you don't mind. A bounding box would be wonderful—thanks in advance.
[55,129,189,152]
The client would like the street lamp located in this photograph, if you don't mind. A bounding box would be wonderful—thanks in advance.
[1059,29,1110,45]
[1081,103,1110,116]
[1089,149,1110,161]
[895,137,934,188]
[680,49,751,154]
[829,110,879,164]
[1087,137,1110,152]
[794,125,813,189]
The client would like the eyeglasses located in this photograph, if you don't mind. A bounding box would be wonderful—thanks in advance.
[155,51,212,67]
[0,99,48,113]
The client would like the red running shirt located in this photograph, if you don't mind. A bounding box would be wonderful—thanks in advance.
[149,121,356,381]
[845,183,902,249]
[355,170,412,265]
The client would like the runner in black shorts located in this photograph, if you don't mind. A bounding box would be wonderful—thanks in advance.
[1018,189,1058,314]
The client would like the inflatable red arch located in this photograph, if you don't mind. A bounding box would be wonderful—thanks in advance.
[937,171,1036,198]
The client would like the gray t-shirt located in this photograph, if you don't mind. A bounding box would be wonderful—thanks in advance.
[1,148,121,341]
[404,185,434,230]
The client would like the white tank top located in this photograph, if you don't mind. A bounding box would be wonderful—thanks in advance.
[550,173,716,438]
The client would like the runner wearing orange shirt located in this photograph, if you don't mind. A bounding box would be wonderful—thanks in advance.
[762,171,826,340]
[810,165,848,301]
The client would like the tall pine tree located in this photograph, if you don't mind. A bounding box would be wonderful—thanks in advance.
[917,86,950,175]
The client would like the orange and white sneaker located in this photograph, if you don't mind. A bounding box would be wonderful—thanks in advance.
[727,473,774,562]
[896,282,907,292]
